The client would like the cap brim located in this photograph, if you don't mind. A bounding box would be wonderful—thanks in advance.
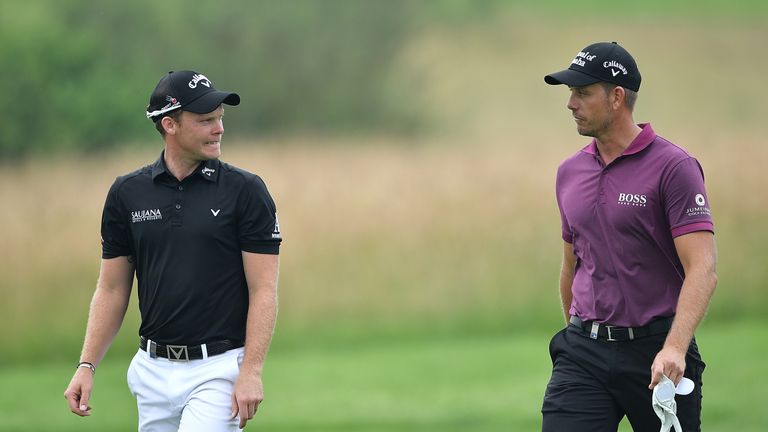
[184,91,241,114]
[544,69,601,88]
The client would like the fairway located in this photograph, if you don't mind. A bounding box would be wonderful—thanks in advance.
[2,320,765,431]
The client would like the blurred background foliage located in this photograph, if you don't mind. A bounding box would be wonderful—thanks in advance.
[2,0,767,158]
[1,0,422,157]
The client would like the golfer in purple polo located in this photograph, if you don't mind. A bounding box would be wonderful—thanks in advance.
[540,42,717,432]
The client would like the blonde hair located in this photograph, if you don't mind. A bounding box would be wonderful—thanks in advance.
[153,109,183,136]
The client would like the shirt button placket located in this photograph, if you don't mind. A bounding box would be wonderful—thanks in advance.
[599,170,608,204]
[172,183,184,227]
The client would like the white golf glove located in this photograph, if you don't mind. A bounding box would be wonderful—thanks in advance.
[652,375,683,432]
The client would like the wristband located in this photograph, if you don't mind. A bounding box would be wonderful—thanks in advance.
[77,361,96,375]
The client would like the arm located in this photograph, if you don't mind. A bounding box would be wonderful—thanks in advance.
[649,231,717,388]
[231,252,279,429]
[64,256,135,416]
[559,241,577,325]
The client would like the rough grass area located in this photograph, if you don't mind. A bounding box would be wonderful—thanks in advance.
[2,7,766,363]
[1,128,766,363]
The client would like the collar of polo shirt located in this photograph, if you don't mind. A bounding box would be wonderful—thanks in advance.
[582,123,655,159]
[150,152,220,183]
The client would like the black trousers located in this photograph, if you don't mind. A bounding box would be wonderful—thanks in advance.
[541,325,705,432]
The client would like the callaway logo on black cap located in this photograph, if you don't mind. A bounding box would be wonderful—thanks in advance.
[146,70,241,121]
[544,42,641,92]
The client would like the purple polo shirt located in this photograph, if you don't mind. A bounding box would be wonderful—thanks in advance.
[556,123,714,327]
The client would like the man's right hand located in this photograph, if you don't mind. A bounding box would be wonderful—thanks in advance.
[64,368,94,416]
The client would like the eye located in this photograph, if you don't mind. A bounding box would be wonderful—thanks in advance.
[570,88,586,97]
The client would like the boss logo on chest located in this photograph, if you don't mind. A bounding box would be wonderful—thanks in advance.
[617,193,647,207]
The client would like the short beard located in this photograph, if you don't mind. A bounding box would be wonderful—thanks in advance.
[577,102,613,138]
[578,118,611,138]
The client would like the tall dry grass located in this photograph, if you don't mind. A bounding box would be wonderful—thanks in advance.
[0,137,565,360]
[1,130,765,363]
[2,14,766,363]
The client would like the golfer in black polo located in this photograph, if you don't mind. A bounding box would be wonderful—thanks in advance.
[64,70,282,431]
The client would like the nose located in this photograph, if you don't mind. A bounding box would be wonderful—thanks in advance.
[567,93,578,112]
[213,118,224,135]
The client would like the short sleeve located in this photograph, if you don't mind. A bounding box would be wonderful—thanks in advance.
[662,158,714,238]
[101,179,134,259]
[556,166,574,243]
[237,175,282,254]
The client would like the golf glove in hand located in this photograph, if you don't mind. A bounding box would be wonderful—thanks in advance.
[652,375,683,432]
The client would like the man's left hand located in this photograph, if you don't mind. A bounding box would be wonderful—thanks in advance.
[230,373,264,429]
[649,346,686,389]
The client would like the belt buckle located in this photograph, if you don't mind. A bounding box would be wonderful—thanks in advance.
[606,326,634,341]
[166,345,190,361]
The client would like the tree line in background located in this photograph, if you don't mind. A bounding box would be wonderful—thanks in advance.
[3,0,760,158]
[2,0,464,157]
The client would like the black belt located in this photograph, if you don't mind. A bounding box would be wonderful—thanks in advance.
[140,336,243,361]
[569,315,673,341]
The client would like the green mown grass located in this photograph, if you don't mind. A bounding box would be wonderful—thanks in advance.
[2,319,764,431]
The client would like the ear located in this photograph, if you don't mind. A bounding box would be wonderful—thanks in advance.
[611,86,626,111]
[161,116,178,136]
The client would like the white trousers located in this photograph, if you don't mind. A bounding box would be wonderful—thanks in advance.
[127,346,245,432]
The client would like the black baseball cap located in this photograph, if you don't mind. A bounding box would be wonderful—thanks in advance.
[146,70,240,121]
[544,42,641,92]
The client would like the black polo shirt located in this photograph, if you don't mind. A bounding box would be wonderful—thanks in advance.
[101,153,281,344]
